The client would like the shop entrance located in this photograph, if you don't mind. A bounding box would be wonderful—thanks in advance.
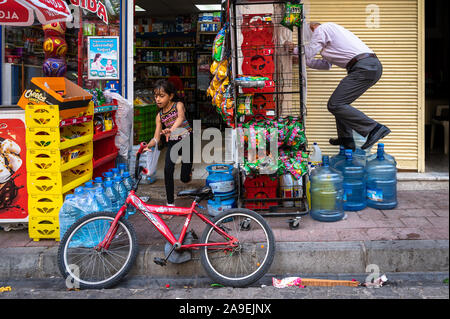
[425,0,449,173]
[133,0,225,149]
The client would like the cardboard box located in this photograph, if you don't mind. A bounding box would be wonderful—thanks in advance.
[18,77,92,119]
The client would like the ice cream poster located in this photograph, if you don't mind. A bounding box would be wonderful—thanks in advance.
[88,36,120,80]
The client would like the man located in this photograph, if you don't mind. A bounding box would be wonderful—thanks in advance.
[292,22,391,150]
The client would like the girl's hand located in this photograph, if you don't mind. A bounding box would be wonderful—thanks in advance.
[161,128,172,142]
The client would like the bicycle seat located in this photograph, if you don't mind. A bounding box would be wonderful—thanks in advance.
[177,186,213,199]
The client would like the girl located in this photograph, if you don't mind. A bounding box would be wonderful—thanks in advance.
[144,80,193,210]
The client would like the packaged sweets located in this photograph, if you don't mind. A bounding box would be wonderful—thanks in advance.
[212,23,228,62]
[281,2,303,31]
[237,94,254,116]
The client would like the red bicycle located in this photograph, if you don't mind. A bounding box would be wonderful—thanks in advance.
[57,143,275,289]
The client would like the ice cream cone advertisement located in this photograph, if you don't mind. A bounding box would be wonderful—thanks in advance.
[0,109,28,222]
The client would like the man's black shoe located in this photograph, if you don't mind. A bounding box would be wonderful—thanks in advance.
[362,124,391,150]
[329,137,355,151]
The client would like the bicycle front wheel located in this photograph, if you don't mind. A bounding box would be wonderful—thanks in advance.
[57,212,138,290]
[200,209,275,288]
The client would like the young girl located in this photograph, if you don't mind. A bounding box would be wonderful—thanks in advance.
[144,80,193,210]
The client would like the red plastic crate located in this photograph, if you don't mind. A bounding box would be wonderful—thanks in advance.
[244,175,279,210]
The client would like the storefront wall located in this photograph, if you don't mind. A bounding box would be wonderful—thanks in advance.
[303,0,425,172]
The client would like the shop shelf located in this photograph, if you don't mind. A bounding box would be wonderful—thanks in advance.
[93,128,118,142]
[25,103,94,129]
[59,115,93,127]
[93,150,119,169]
[94,105,118,114]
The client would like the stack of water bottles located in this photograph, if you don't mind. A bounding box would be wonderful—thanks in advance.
[59,163,136,242]
[308,140,397,223]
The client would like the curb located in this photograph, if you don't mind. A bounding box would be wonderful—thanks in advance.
[0,240,448,280]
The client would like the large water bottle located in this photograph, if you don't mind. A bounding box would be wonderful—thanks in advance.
[104,180,120,212]
[335,150,367,211]
[113,176,128,209]
[59,194,82,240]
[94,187,113,212]
[93,177,104,190]
[330,146,346,168]
[121,171,136,216]
[103,171,114,183]
[366,147,398,210]
[309,142,322,167]
[310,156,345,222]
[111,168,120,179]
[367,143,396,165]
[118,163,129,176]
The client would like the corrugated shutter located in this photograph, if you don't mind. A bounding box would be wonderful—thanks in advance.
[303,0,424,171]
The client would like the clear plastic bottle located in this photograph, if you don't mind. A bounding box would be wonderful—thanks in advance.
[121,171,135,216]
[94,187,113,212]
[118,163,128,176]
[93,177,104,190]
[335,150,367,211]
[309,142,322,167]
[280,173,295,208]
[310,156,345,222]
[103,171,114,183]
[366,147,398,210]
[330,146,346,168]
[104,181,120,212]
[59,194,83,241]
[113,176,128,210]
[111,168,120,179]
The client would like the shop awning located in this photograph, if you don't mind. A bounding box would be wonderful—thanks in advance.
[0,0,72,26]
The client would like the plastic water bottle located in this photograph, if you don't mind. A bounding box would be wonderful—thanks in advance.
[310,156,345,222]
[280,173,295,208]
[103,171,114,183]
[330,146,346,168]
[111,168,120,178]
[335,149,367,211]
[367,143,396,165]
[309,142,322,167]
[59,194,82,240]
[84,181,96,196]
[93,177,104,190]
[118,163,129,176]
[113,176,128,210]
[94,187,113,212]
[104,181,120,212]
[121,171,136,216]
[366,147,398,210]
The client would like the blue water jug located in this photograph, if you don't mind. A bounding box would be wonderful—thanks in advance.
[206,164,236,196]
[367,143,396,165]
[353,148,368,167]
[104,180,120,212]
[330,146,346,168]
[366,147,398,210]
[310,156,345,222]
[335,150,367,211]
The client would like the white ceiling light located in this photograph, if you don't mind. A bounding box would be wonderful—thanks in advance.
[135,5,146,12]
[195,4,222,11]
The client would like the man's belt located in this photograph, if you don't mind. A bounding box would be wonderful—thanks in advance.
[346,53,377,70]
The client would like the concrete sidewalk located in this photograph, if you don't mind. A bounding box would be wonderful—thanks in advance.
[0,180,448,279]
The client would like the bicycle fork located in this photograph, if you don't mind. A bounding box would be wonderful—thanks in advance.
[95,206,127,251]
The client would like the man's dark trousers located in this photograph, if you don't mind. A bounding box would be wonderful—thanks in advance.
[327,56,383,140]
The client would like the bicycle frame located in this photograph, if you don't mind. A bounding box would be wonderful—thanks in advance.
[97,190,239,252]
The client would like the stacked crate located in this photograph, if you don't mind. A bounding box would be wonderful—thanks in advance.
[133,103,157,145]
[25,103,94,241]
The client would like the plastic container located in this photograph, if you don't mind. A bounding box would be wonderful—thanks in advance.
[309,142,322,167]
[206,164,236,196]
[118,163,128,176]
[330,146,346,168]
[293,176,303,207]
[310,156,345,222]
[353,148,368,167]
[104,180,120,212]
[280,173,295,208]
[121,171,136,216]
[59,194,82,240]
[113,176,128,210]
[94,187,113,212]
[367,143,396,165]
[93,177,104,189]
[103,171,114,183]
[366,147,398,210]
[111,168,120,178]
[335,150,367,211]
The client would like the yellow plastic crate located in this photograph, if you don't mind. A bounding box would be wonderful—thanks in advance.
[28,216,60,241]
[28,194,64,218]
[25,103,94,129]
[26,123,93,151]
[27,161,93,195]
[27,142,93,173]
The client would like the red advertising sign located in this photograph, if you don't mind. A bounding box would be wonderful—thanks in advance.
[70,0,109,24]
[0,0,34,26]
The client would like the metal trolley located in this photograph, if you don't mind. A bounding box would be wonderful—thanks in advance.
[227,0,309,228]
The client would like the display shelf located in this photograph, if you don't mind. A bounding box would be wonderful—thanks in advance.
[136,47,196,50]
[93,127,118,142]
[93,150,119,169]
[94,105,118,114]
[60,115,93,127]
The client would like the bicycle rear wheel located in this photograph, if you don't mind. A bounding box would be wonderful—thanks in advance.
[57,212,138,290]
[200,209,275,287]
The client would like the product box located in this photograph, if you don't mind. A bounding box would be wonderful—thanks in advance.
[18,77,93,119]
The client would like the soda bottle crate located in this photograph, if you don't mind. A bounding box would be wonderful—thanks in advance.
[28,215,60,241]
[25,103,94,129]
[26,122,93,151]
[27,142,93,173]
[28,193,64,219]
[27,161,93,195]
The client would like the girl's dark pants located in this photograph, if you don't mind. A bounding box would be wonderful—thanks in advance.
[164,133,193,204]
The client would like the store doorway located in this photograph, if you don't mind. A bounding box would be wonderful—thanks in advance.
[425,0,449,173]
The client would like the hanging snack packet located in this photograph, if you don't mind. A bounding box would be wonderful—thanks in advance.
[281,2,303,31]
[213,23,228,62]
[237,94,254,116]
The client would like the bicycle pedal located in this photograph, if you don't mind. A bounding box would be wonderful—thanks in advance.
[153,257,167,267]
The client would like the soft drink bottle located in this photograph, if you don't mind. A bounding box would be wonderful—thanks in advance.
[335,149,367,211]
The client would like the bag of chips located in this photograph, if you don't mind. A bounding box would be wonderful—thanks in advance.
[281,2,303,31]
[213,23,228,62]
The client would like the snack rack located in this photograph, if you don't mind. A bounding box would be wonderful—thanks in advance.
[228,0,309,218]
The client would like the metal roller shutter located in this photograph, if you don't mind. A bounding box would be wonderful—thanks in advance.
[303,0,425,171]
